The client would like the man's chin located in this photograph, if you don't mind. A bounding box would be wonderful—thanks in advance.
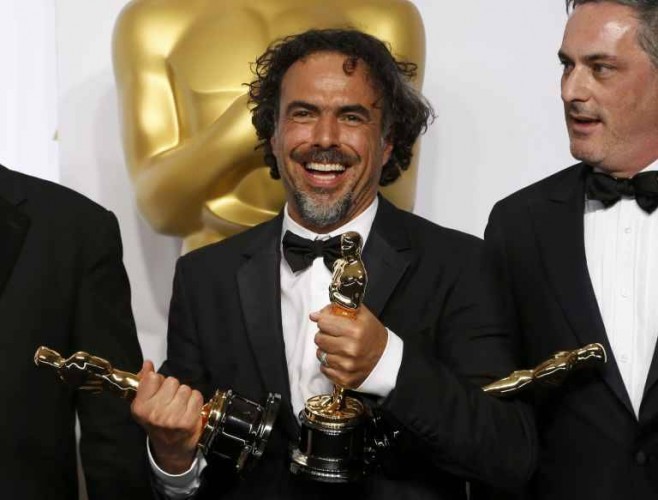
[569,142,603,166]
[294,191,352,230]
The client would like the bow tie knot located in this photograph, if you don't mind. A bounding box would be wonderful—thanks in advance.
[282,231,342,272]
[585,170,658,214]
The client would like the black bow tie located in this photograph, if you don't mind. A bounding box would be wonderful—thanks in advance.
[585,170,658,214]
[282,231,342,272]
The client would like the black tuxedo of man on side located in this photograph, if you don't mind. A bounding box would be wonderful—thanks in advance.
[483,1,658,498]
[131,29,537,499]
[0,165,153,498]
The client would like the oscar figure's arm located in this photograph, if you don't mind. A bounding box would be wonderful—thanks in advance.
[112,2,265,238]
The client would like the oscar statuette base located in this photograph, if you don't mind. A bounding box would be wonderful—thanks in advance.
[290,393,367,483]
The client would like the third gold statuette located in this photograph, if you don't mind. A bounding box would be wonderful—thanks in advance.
[483,343,607,397]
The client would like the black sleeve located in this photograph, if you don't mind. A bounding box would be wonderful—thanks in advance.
[73,210,155,500]
[159,258,212,397]
[381,240,537,491]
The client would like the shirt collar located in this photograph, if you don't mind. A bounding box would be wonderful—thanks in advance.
[641,158,658,173]
[281,196,379,245]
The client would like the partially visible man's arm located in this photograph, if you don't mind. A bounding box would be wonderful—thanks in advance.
[73,209,155,499]
[131,259,208,497]
[380,238,537,491]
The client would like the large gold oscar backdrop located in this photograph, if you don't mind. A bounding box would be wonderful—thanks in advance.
[113,0,425,252]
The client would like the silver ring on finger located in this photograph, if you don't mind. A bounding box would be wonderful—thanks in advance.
[319,351,329,367]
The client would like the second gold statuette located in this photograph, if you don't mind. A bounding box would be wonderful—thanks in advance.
[290,231,370,483]
[34,346,280,472]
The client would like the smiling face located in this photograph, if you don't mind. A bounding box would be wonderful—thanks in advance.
[270,51,392,233]
[559,2,658,176]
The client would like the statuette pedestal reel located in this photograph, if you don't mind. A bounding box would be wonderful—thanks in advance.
[34,346,280,472]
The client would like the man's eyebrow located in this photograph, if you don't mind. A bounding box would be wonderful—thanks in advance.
[583,53,619,64]
[557,50,571,62]
[557,50,619,64]
[339,104,371,119]
[285,101,320,114]
[284,101,373,120]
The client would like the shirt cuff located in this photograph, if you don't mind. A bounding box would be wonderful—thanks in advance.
[147,438,205,497]
[356,328,403,398]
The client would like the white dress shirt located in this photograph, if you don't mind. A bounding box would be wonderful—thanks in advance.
[151,197,404,497]
[584,160,658,417]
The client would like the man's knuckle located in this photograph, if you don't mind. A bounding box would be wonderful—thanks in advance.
[343,359,356,372]
[164,376,180,389]
[191,390,204,405]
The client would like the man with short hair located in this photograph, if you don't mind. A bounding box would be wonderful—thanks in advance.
[484,1,658,498]
[133,29,536,499]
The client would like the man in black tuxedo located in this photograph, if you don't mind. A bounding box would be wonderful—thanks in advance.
[484,1,658,498]
[131,29,536,499]
[0,164,153,498]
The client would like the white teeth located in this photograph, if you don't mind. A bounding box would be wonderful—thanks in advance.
[305,162,346,172]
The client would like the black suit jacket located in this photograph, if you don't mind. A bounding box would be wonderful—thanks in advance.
[162,196,536,499]
[484,163,658,499]
[0,165,153,499]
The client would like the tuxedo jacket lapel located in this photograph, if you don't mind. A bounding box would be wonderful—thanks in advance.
[363,198,412,317]
[640,354,658,423]
[641,298,658,420]
[530,164,633,415]
[0,167,29,299]
[237,215,298,437]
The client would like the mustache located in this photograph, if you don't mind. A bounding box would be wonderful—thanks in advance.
[291,147,359,167]
[566,102,600,121]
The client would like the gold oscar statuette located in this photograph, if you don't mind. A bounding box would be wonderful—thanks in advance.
[290,231,370,482]
[483,343,607,397]
[34,346,280,471]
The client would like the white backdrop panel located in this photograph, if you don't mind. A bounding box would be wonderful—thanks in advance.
[0,0,58,181]
[412,0,574,234]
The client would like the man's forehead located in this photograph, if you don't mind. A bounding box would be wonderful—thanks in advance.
[282,52,374,86]
[562,3,638,55]
[291,50,370,74]
[279,52,381,106]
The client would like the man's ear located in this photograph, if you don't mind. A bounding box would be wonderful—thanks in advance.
[270,125,282,167]
[381,137,393,167]
[269,128,283,178]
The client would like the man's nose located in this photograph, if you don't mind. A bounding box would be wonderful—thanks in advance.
[312,114,340,148]
[561,66,591,104]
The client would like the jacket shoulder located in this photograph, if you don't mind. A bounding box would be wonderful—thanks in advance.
[3,169,116,231]
[384,200,482,252]
[179,215,280,268]
[494,163,584,210]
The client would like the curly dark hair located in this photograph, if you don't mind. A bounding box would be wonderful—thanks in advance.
[247,29,434,186]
